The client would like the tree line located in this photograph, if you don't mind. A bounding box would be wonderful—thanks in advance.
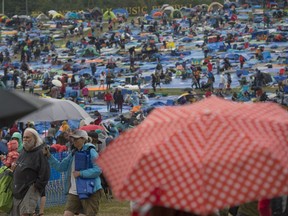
[1,0,215,17]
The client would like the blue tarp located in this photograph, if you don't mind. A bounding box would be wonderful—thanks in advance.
[262,51,272,61]
[236,70,249,77]
[274,75,288,82]
[112,8,129,18]
[251,30,269,39]
[207,42,226,51]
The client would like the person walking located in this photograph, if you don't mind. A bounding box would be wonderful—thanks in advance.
[104,90,113,112]
[90,63,96,76]
[45,130,102,216]
[226,73,232,90]
[151,73,157,92]
[106,71,113,89]
[239,55,245,69]
[99,71,106,89]
[115,90,124,113]
[194,67,201,89]
[10,128,50,216]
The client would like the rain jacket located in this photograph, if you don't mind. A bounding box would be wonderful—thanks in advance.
[13,144,50,199]
[48,143,102,195]
[1,140,19,167]
[11,132,23,152]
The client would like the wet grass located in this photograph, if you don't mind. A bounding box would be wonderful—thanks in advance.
[44,199,130,216]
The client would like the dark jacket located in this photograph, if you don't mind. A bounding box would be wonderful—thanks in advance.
[115,92,124,104]
[12,144,50,199]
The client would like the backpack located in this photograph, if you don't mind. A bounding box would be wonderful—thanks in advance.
[0,166,13,213]
[74,146,96,199]
[271,196,288,216]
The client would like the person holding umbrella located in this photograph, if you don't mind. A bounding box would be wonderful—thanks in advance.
[49,80,61,98]
[97,97,288,216]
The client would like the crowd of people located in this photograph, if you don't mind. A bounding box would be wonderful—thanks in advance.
[0,2,288,216]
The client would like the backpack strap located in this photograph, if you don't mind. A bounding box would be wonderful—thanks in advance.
[0,167,9,179]
[84,145,96,155]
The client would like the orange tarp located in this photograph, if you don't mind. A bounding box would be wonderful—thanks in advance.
[87,86,107,91]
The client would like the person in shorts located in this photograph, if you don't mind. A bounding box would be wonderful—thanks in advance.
[45,130,102,216]
[10,128,50,216]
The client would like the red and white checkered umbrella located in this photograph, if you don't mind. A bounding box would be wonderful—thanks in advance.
[97,96,288,215]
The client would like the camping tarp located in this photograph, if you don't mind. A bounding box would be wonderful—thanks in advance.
[262,51,272,61]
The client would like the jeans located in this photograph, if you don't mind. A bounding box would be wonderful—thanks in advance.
[106,101,112,111]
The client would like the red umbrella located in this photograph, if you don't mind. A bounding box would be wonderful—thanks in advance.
[79,124,104,131]
[97,97,288,215]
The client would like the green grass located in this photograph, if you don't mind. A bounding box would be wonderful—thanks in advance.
[44,199,130,216]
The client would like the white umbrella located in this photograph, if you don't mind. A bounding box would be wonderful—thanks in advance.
[18,98,93,124]
[52,79,62,87]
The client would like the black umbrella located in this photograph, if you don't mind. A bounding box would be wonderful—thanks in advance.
[0,89,50,127]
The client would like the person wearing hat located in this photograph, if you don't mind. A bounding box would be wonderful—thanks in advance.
[11,132,23,152]
[87,131,102,152]
[10,128,50,216]
[45,130,102,216]
[59,121,70,133]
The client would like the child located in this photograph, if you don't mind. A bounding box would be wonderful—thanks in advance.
[28,79,35,94]
[0,140,19,168]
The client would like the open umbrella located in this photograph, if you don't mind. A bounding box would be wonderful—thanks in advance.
[97,97,288,215]
[0,89,50,127]
[18,98,93,124]
[79,124,105,131]
[52,79,62,87]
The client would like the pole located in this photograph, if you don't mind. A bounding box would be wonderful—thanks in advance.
[2,0,4,15]
[26,0,28,15]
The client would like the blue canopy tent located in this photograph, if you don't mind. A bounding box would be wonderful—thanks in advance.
[112,8,129,18]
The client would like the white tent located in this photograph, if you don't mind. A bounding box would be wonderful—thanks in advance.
[36,13,49,21]
[48,10,58,16]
